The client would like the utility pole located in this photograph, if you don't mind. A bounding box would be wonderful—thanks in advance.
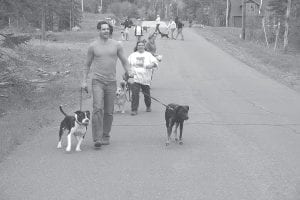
[241,0,246,40]
[283,0,292,53]
[226,0,230,27]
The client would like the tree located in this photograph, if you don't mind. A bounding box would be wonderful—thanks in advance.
[0,0,82,33]
[108,1,139,19]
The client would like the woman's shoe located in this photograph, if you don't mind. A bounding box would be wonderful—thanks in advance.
[131,111,138,116]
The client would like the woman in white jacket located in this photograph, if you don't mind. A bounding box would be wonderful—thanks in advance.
[128,41,159,116]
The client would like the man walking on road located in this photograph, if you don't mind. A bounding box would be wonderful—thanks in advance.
[81,21,131,148]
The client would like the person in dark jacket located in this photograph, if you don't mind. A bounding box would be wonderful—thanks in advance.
[175,18,184,40]
[121,17,133,40]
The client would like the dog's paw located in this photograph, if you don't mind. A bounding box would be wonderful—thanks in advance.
[179,140,183,145]
[121,110,125,114]
[175,138,179,142]
[75,148,82,152]
[165,141,170,146]
[57,143,62,149]
[65,147,71,152]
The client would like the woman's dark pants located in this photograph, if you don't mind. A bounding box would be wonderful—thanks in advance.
[131,82,151,111]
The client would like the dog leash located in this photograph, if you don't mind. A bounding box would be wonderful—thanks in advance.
[141,91,171,109]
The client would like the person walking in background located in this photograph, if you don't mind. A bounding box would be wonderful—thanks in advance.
[189,18,193,28]
[145,32,160,81]
[81,21,131,148]
[145,33,158,56]
[121,17,132,41]
[134,19,143,42]
[128,41,159,116]
[145,32,163,62]
[154,15,161,33]
[167,18,177,40]
[175,17,184,40]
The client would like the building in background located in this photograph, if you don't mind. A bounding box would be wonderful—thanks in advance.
[230,0,261,27]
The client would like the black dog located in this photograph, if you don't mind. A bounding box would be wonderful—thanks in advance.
[165,104,189,145]
[57,106,90,152]
[158,30,169,39]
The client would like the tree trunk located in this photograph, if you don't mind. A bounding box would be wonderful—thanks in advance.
[262,17,269,48]
[241,0,246,40]
[41,2,46,40]
[274,21,280,50]
[70,0,73,31]
[283,0,291,53]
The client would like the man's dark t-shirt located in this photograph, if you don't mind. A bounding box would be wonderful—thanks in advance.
[177,21,184,29]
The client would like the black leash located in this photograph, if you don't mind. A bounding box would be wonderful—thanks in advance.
[141,91,170,108]
[123,73,171,109]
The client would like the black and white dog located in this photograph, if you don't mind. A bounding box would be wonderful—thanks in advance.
[165,104,189,146]
[57,106,90,152]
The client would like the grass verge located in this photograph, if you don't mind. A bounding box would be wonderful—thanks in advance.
[194,26,300,93]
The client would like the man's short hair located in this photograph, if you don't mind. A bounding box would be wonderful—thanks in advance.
[97,20,113,35]
[97,21,109,30]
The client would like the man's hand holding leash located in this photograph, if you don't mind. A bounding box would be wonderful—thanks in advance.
[81,81,89,94]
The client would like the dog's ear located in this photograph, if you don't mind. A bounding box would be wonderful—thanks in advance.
[184,106,189,111]
[74,111,80,115]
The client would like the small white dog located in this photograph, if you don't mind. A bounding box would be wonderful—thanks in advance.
[155,54,163,62]
[115,81,127,113]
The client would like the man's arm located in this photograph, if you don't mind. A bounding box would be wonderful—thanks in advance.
[81,45,94,91]
[117,42,131,75]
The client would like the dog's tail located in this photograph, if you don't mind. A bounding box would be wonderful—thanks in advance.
[59,105,68,116]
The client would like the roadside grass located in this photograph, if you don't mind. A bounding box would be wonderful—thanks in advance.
[194,26,300,92]
[0,12,115,162]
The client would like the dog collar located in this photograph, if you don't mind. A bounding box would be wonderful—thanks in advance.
[76,120,87,126]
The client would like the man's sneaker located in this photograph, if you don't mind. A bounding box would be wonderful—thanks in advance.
[146,107,151,112]
[101,137,110,145]
[131,111,137,116]
[94,141,102,148]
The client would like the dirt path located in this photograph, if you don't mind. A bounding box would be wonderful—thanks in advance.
[1,26,300,200]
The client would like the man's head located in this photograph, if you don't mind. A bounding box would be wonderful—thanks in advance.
[97,21,112,39]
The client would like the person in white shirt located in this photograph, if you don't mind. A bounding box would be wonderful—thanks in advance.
[134,19,143,41]
[128,41,159,116]
[155,15,161,33]
[167,18,177,39]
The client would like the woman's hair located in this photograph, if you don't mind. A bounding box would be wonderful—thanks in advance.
[133,40,146,52]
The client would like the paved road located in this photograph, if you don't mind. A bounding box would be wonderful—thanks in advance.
[1,28,300,200]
